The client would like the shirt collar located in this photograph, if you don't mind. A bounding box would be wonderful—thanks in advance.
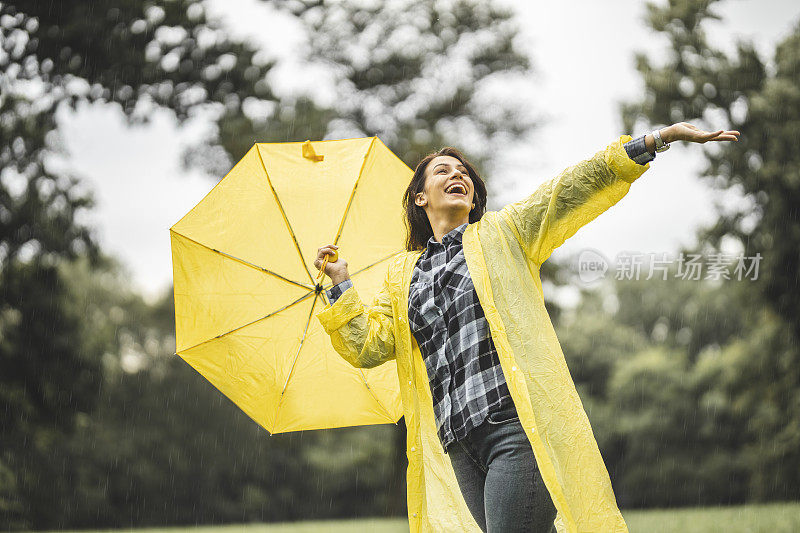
[425,222,468,250]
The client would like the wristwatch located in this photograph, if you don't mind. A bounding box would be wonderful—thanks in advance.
[652,128,670,153]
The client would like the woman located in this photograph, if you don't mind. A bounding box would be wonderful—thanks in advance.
[314,123,740,533]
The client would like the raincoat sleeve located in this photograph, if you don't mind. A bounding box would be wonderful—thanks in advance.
[315,269,396,369]
[498,134,651,267]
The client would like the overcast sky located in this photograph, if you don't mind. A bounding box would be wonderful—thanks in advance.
[58,0,799,303]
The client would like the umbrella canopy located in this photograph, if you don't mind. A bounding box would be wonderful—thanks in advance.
[170,137,411,433]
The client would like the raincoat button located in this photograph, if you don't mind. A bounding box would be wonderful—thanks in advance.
[412,513,417,517]
[411,446,416,451]
[530,427,536,433]
[512,366,517,371]
[408,380,412,385]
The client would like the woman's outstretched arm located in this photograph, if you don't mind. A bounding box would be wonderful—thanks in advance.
[498,122,739,267]
[313,245,397,369]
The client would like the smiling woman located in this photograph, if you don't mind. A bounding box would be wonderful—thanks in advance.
[402,146,489,251]
[313,123,740,532]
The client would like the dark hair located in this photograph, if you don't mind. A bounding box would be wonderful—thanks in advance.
[402,147,487,251]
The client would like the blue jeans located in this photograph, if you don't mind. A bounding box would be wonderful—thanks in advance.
[445,401,557,532]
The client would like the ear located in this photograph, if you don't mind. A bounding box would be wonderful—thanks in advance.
[415,192,427,207]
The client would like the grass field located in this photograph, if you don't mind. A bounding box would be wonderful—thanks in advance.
[624,501,800,532]
[51,501,800,533]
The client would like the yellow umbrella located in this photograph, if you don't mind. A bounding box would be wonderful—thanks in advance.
[170,137,411,433]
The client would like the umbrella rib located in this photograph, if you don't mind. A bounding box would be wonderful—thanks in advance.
[213,249,315,290]
[356,368,395,421]
[256,147,316,285]
[274,293,318,424]
[331,137,377,246]
[177,290,315,354]
[171,231,314,290]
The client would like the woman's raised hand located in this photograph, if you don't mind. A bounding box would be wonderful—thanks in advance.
[663,122,740,144]
[314,244,350,285]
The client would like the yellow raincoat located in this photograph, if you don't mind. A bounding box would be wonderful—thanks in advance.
[316,135,650,532]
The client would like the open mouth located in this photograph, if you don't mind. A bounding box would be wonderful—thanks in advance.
[444,183,468,197]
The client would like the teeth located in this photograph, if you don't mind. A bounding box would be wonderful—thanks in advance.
[447,184,466,194]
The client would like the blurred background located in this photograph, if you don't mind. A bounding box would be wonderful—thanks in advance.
[1,0,799,530]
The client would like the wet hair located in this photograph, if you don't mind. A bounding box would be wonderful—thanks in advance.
[402,147,487,251]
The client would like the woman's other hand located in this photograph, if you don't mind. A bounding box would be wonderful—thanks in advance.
[314,244,350,285]
[663,122,740,144]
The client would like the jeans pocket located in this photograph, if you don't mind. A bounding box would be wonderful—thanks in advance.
[486,404,519,425]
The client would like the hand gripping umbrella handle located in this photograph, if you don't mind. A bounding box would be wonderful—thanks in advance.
[315,249,338,283]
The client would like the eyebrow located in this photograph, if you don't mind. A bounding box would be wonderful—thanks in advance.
[432,162,467,171]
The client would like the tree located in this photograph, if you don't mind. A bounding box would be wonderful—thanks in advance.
[617,0,800,505]
[621,0,800,340]
[0,1,282,527]
[201,0,537,178]
[561,259,799,507]
[0,0,283,266]
[1,0,541,526]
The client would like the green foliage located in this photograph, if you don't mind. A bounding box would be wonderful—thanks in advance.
[1,0,532,527]
[205,0,537,174]
[621,0,800,340]
[0,0,279,266]
[0,2,287,525]
[600,0,800,507]
[696,308,800,501]
[562,266,799,508]
[9,0,797,526]
[0,255,137,529]
[0,255,404,528]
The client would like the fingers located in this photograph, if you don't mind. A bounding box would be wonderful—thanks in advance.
[702,130,724,142]
[708,130,741,142]
[314,244,339,270]
[316,244,339,258]
[676,123,741,143]
[689,128,740,143]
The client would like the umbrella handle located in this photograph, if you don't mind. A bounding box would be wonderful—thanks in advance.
[315,249,338,283]
[315,256,329,282]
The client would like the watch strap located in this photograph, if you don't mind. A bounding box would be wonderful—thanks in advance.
[653,128,670,152]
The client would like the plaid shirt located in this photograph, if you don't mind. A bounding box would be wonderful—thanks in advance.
[408,221,511,453]
[327,135,654,451]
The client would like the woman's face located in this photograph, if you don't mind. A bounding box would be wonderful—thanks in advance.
[414,155,474,217]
